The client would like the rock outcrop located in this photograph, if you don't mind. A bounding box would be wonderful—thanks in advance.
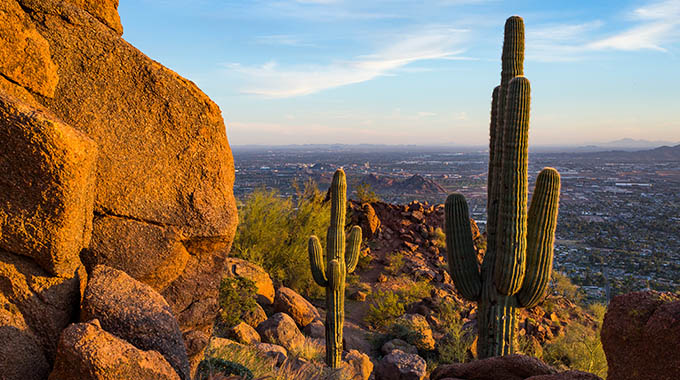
[0,0,238,374]
[49,320,181,380]
[601,291,680,380]
[430,355,602,380]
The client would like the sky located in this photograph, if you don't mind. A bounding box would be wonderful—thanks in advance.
[118,0,680,146]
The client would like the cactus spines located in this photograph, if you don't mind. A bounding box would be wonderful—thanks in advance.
[444,16,561,358]
[307,169,362,368]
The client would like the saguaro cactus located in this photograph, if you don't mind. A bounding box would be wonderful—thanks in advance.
[444,16,561,358]
[308,169,362,368]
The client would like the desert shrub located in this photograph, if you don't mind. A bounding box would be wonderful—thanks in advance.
[551,271,584,304]
[543,312,607,378]
[385,251,405,275]
[365,289,406,329]
[364,279,433,330]
[431,227,446,248]
[290,336,325,362]
[196,357,254,380]
[215,277,258,332]
[231,182,330,298]
[354,182,380,203]
[435,303,474,364]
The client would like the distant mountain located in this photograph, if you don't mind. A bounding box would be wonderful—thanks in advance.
[358,174,446,194]
[583,144,680,161]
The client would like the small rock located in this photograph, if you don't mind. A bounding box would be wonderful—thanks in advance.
[254,343,288,365]
[242,303,268,329]
[349,290,368,302]
[375,350,426,380]
[228,322,261,345]
[273,287,320,328]
[381,339,418,355]
[342,349,373,380]
[256,313,304,353]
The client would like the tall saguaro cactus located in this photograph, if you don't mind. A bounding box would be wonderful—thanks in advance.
[444,16,562,358]
[308,169,362,368]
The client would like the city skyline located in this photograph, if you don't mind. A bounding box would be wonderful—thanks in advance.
[120,0,680,145]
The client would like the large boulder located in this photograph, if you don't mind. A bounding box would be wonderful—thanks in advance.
[256,312,305,353]
[375,350,426,380]
[49,320,181,380]
[224,258,275,306]
[227,322,261,345]
[0,0,238,366]
[0,93,97,277]
[81,266,190,380]
[273,286,320,328]
[343,349,374,380]
[430,355,557,380]
[601,291,680,380]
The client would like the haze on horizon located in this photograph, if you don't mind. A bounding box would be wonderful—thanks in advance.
[120,0,680,146]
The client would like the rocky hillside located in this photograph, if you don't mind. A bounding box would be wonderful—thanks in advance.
[210,198,602,379]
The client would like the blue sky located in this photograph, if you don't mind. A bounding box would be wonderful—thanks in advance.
[119,0,680,146]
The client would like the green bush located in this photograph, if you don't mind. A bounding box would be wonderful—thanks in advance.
[431,227,446,248]
[543,308,607,378]
[551,271,584,304]
[196,357,254,380]
[365,289,406,329]
[435,302,473,364]
[216,277,258,332]
[385,252,405,276]
[354,182,380,203]
[231,182,330,298]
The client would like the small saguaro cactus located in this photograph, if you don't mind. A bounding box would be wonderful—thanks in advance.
[308,169,362,368]
[444,16,562,358]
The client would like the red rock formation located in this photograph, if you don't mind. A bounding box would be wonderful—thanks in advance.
[601,291,680,380]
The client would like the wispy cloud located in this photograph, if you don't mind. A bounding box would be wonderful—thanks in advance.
[588,0,680,52]
[527,0,680,61]
[225,27,469,98]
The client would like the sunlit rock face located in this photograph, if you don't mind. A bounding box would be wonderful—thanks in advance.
[0,0,238,375]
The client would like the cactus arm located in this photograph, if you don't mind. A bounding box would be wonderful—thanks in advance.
[345,226,361,274]
[308,235,328,287]
[517,168,561,308]
[494,75,530,296]
[444,193,482,301]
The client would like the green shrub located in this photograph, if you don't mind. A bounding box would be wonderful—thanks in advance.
[385,252,405,276]
[231,182,330,298]
[431,227,446,248]
[543,315,607,377]
[435,302,473,364]
[356,251,373,271]
[196,357,254,380]
[215,277,258,333]
[365,289,406,329]
[551,271,584,304]
[354,182,380,203]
